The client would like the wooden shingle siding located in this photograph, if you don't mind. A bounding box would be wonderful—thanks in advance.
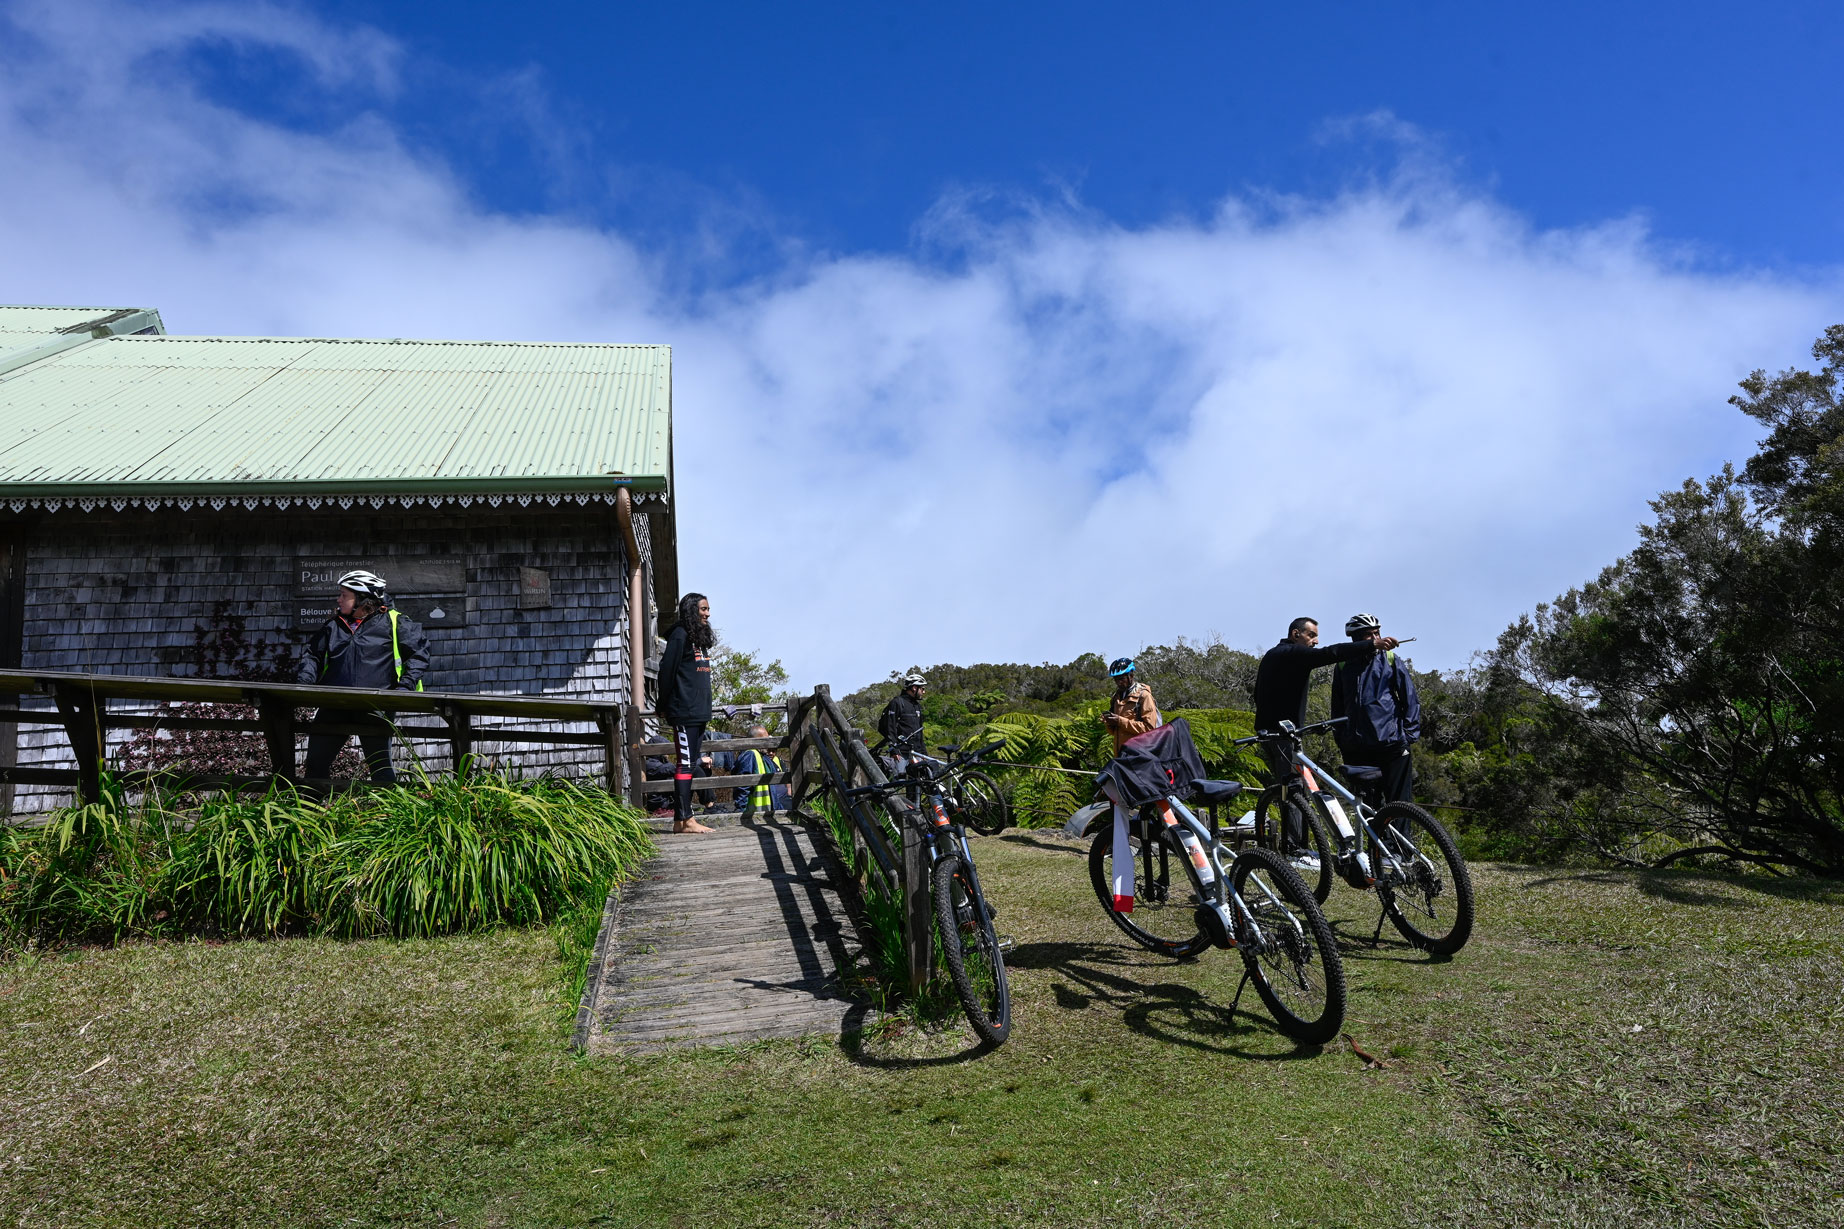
[5,505,647,812]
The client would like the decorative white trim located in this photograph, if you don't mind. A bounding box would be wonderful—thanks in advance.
[2,490,666,513]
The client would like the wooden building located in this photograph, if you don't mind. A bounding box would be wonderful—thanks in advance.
[0,305,678,811]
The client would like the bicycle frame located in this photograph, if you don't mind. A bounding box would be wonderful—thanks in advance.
[1276,736,1422,885]
[1132,792,1308,956]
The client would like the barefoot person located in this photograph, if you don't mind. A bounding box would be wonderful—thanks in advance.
[658,592,717,833]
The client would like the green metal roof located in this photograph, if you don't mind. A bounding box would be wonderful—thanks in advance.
[0,305,165,377]
[0,333,672,502]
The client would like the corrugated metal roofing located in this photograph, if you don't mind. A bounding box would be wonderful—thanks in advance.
[0,305,160,355]
[0,334,673,499]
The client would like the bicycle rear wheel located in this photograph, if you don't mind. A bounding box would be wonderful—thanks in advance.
[1087,823,1210,958]
[952,769,1010,836]
[1255,784,1334,903]
[1371,803,1474,955]
[1230,847,1346,1045]
[933,854,1012,1044]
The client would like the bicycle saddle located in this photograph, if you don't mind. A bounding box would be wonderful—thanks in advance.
[1341,764,1384,784]
[1189,778,1245,805]
[938,744,961,754]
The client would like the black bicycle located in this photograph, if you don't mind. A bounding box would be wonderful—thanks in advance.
[843,754,1012,1045]
[881,731,1013,836]
[1077,775,1346,1044]
[1239,719,1474,955]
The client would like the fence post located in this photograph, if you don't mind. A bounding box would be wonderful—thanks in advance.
[51,683,104,805]
[252,693,297,786]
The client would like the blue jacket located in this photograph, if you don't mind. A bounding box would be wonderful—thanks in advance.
[1331,649,1420,750]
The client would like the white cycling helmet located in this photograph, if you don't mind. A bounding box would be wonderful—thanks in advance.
[901,669,928,688]
[337,569,389,600]
[1345,612,1381,636]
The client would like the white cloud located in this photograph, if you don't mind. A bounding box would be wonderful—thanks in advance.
[3,1,1839,690]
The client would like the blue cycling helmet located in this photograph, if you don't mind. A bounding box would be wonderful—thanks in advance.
[1108,657,1135,677]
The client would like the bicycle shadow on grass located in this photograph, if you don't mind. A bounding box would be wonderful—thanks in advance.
[1322,917,1455,967]
[836,1017,997,1070]
[1007,940,1325,1061]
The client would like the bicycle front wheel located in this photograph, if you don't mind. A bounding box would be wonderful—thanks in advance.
[933,854,1012,1045]
[1230,847,1346,1045]
[953,769,1011,836]
[1371,803,1474,955]
[1254,785,1334,903]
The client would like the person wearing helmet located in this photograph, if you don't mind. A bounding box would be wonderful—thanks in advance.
[1102,657,1161,751]
[296,569,431,784]
[657,592,717,834]
[877,669,928,772]
[1330,614,1421,804]
[1253,616,1397,859]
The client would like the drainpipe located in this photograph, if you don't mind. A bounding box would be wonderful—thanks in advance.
[614,488,647,718]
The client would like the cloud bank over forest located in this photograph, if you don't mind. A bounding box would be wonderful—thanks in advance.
[3,1,1840,689]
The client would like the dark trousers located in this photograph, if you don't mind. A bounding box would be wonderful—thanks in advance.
[1260,744,1312,853]
[673,722,707,822]
[1344,745,1415,805]
[303,709,396,783]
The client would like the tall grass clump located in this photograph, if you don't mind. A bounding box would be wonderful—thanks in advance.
[317,775,652,938]
[810,795,908,997]
[0,772,652,950]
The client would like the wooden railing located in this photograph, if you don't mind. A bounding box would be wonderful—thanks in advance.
[781,684,934,993]
[0,668,628,804]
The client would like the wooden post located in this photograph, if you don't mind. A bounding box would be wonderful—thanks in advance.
[437,703,473,778]
[252,693,297,786]
[623,704,646,808]
[594,706,623,798]
[51,683,104,805]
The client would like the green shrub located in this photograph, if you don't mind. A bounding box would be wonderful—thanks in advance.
[316,775,651,938]
[0,773,652,949]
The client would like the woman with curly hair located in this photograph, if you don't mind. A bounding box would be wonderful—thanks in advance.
[657,591,717,833]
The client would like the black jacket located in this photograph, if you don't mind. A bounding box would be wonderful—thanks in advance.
[878,691,924,751]
[1332,649,1421,750]
[1252,637,1377,733]
[1096,718,1206,808]
[297,608,430,690]
[656,624,712,724]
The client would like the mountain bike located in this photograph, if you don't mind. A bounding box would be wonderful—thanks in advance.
[880,731,1013,836]
[1237,719,1474,955]
[842,755,1012,1045]
[1074,776,1346,1044]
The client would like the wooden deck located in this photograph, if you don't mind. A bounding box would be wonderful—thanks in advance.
[576,816,867,1052]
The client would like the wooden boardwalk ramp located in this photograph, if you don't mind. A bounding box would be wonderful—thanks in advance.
[575,816,868,1052]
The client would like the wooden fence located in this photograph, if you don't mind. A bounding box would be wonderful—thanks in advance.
[780,684,934,993]
[0,667,628,803]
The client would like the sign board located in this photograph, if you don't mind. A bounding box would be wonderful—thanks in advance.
[294,556,467,629]
[519,567,552,609]
[295,557,465,597]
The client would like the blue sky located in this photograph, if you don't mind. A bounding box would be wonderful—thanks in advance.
[235,3,1844,270]
[4,1,1843,688]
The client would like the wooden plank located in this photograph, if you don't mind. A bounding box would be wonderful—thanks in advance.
[0,668,612,721]
[636,771,787,794]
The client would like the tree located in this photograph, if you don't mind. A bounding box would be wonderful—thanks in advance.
[708,643,793,733]
[1484,326,1844,875]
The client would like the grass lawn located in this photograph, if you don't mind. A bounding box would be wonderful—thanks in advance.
[3,831,1842,1228]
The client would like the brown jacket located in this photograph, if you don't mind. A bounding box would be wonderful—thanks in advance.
[1105,681,1160,750]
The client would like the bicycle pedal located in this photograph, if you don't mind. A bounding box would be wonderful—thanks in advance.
[997,936,1017,952]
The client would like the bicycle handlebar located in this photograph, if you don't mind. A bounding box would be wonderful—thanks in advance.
[1232,716,1348,746]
